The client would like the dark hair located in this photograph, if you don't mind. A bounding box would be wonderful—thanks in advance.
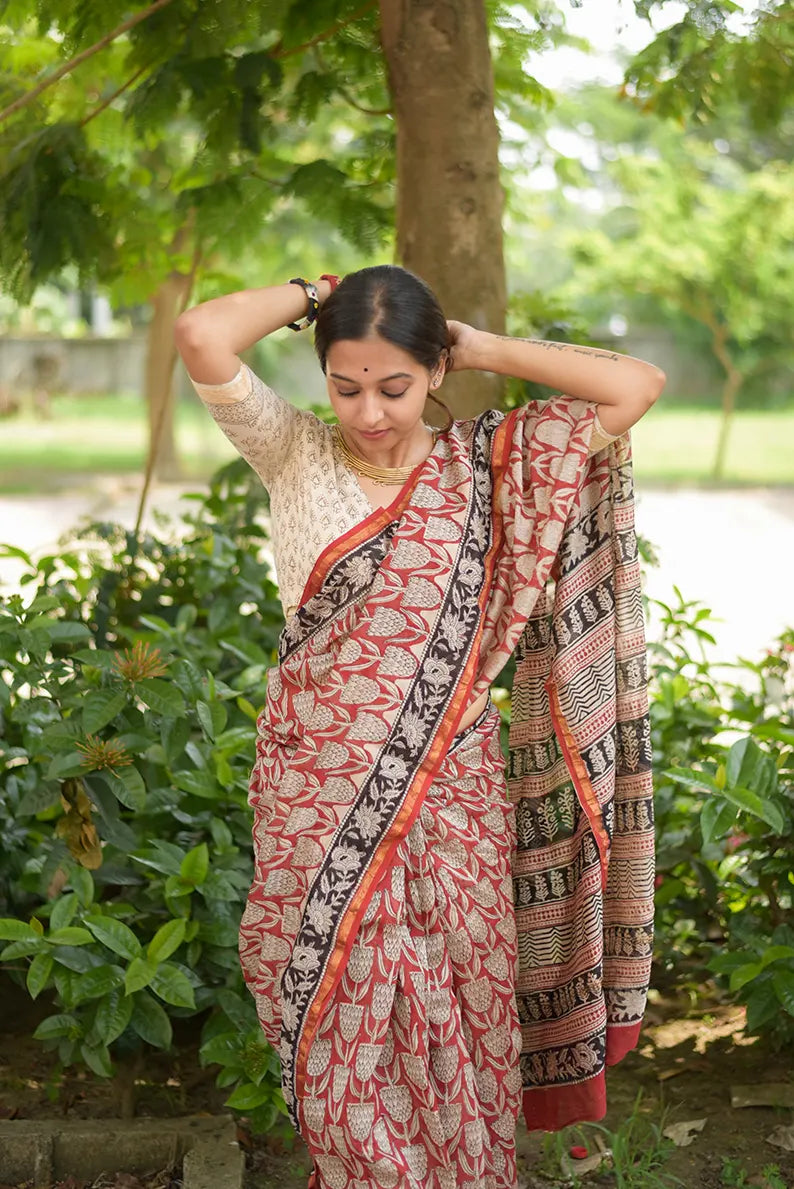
[313,265,450,374]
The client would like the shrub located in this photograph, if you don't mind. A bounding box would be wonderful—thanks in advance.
[1,464,792,1130]
[0,459,290,1131]
[649,589,794,1044]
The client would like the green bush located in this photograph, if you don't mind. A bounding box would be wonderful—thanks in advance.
[649,589,794,1044]
[0,459,289,1131]
[1,462,792,1130]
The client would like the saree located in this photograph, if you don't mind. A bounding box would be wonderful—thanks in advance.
[239,399,654,1187]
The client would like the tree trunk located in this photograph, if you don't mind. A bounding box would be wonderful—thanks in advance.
[712,367,743,480]
[379,0,507,420]
[144,272,191,480]
[709,322,744,480]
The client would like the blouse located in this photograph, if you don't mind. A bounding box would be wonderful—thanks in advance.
[190,365,618,617]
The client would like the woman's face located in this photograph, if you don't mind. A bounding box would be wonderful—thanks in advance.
[325,335,440,451]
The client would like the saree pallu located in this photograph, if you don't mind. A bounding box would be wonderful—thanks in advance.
[239,400,655,1186]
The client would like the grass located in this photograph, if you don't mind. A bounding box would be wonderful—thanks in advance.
[0,395,792,494]
[631,406,794,485]
[540,1091,683,1188]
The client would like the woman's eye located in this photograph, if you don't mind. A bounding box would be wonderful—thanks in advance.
[383,390,408,399]
[337,390,359,397]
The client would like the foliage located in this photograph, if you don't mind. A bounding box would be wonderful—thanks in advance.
[0,458,290,1131]
[0,1,394,304]
[720,1158,787,1189]
[1,457,792,1127]
[627,0,794,134]
[542,1091,682,1188]
[649,590,794,1046]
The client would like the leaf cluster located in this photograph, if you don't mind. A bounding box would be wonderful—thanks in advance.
[0,458,287,1122]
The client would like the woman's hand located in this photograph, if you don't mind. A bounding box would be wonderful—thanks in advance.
[446,320,484,372]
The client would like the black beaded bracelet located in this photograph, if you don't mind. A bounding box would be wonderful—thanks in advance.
[286,277,320,331]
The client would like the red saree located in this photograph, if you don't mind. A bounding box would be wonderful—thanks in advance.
[239,400,654,1187]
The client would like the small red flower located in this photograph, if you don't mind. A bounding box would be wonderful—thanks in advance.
[570,1145,589,1160]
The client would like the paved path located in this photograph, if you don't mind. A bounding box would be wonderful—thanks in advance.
[1,480,792,665]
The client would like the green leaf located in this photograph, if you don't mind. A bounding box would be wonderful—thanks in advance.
[100,766,146,811]
[224,1082,272,1111]
[197,699,228,740]
[49,621,92,642]
[130,990,172,1050]
[772,970,794,1016]
[730,962,763,992]
[124,956,158,995]
[726,737,777,800]
[700,798,737,845]
[82,689,127,735]
[759,946,794,970]
[147,918,186,964]
[85,916,141,961]
[50,893,78,932]
[69,867,95,908]
[1,938,46,959]
[26,953,53,1000]
[173,769,222,799]
[150,962,196,1009]
[180,843,209,887]
[46,927,93,946]
[71,963,124,1004]
[236,696,258,721]
[80,1041,113,1078]
[720,784,785,835]
[662,766,722,795]
[0,918,40,942]
[137,678,185,716]
[94,987,134,1044]
[33,1013,80,1040]
[46,752,86,780]
[199,1031,241,1069]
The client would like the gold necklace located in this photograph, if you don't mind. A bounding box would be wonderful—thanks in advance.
[333,424,436,486]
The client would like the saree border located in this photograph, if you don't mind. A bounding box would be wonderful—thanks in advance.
[286,411,519,1126]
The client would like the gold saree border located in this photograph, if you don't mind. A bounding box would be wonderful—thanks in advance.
[293,414,519,1112]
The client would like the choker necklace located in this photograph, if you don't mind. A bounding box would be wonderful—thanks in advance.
[333,424,436,486]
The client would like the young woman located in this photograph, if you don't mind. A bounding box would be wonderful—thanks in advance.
[175,266,664,1189]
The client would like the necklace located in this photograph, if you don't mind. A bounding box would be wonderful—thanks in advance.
[333,424,436,486]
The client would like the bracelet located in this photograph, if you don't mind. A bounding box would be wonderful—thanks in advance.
[286,277,320,331]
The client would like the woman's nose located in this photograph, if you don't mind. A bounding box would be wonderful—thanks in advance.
[359,394,385,427]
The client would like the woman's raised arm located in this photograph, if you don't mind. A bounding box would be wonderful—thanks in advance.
[174,279,333,385]
[447,322,666,437]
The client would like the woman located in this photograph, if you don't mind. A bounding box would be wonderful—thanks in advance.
[175,266,663,1189]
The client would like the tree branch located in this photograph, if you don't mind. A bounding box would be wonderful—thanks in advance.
[0,0,177,126]
[79,62,151,128]
[271,0,378,60]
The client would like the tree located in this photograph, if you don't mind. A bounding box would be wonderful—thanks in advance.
[0,2,394,479]
[0,1,566,461]
[565,133,794,475]
[379,0,506,419]
[626,0,794,136]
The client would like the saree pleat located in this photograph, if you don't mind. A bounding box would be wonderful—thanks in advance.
[238,398,654,1187]
[301,709,522,1189]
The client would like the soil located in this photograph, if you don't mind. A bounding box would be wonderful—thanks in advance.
[1,974,792,1189]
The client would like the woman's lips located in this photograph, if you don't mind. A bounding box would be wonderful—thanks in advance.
[357,428,390,439]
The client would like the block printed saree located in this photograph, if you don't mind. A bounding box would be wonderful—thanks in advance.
[238,399,655,1188]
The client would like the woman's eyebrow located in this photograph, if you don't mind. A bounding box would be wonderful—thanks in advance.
[329,372,413,383]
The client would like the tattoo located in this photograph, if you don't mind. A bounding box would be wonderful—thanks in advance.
[494,335,621,362]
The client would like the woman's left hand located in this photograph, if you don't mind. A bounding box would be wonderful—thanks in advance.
[446,320,483,372]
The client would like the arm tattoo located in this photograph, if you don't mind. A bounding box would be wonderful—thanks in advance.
[494,336,621,362]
